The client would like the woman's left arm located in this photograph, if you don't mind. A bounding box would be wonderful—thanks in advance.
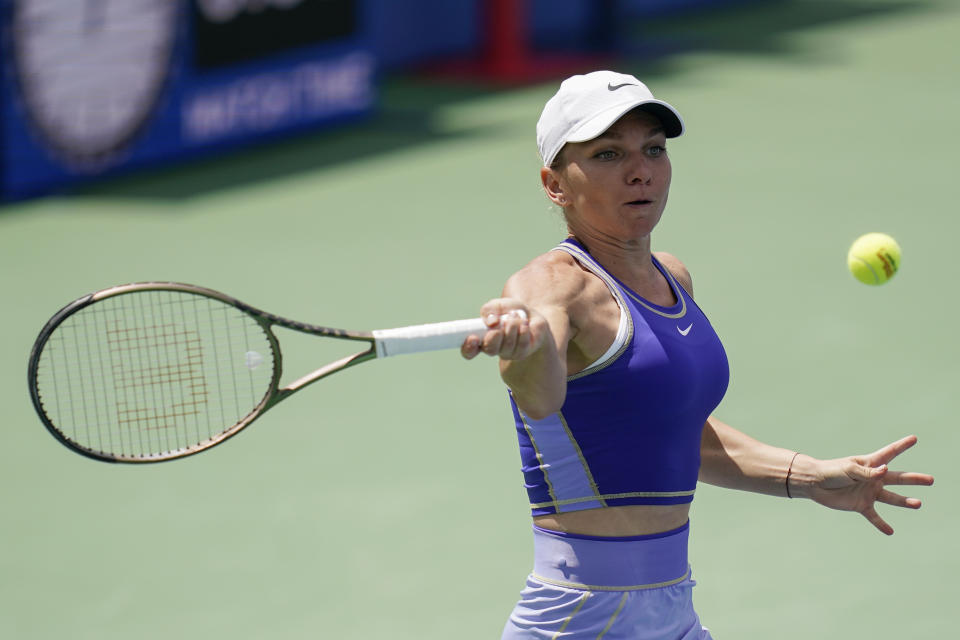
[699,417,935,535]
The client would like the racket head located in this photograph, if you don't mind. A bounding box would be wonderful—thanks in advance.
[28,283,281,462]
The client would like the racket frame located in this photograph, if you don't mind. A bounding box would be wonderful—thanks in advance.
[28,282,383,463]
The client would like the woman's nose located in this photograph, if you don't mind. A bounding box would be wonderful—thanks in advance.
[626,158,651,184]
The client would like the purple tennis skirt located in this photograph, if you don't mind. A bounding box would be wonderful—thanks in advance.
[501,521,712,639]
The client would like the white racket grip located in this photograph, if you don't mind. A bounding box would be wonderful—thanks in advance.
[372,311,526,358]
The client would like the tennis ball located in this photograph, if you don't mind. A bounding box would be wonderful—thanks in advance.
[847,232,901,285]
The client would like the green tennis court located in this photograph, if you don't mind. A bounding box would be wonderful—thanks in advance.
[1,1,954,637]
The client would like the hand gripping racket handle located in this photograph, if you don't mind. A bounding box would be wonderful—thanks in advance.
[372,311,526,358]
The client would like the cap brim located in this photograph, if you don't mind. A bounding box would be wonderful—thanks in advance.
[566,99,684,144]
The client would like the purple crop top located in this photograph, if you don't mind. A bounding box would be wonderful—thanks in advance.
[509,238,729,516]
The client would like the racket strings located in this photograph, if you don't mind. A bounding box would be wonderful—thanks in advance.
[34,291,274,459]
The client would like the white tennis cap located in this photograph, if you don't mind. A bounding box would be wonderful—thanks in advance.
[536,70,684,167]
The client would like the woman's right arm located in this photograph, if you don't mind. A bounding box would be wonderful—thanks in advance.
[461,253,581,420]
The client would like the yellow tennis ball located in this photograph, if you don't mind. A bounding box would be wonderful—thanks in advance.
[847,232,901,285]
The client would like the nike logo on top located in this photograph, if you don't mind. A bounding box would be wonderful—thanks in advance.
[678,324,693,336]
[607,82,637,91]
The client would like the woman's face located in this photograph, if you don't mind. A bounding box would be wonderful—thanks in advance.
[543,109,672,244]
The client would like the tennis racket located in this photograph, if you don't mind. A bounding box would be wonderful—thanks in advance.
[28,282,501,463]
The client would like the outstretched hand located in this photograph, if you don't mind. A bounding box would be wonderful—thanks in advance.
[806,435,934,535]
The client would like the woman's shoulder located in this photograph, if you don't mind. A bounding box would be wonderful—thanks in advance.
[504,249,594,304]
[653,251,694,297]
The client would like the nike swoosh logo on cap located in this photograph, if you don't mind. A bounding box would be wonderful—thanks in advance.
[607,82,637,91]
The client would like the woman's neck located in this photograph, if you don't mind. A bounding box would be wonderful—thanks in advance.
[569,232,660,291]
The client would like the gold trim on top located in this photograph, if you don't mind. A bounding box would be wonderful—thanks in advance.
[557,412,606,508]
[529,489,696,510]
[553,242,688,320]
[550,243,634,381]
[622,257,687,319]
[519,408,607,511]
[516,395,559,509]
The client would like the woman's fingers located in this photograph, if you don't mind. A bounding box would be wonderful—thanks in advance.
[496,313,523,356]
[866,435,918,467]
[462,299,532,359]
[862,507,894,536]
[877,488,922,510]
[473,305,532,359]
[882,470,935,487]
[460,334,484,359]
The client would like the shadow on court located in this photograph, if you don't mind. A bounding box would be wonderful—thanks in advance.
[49,0,941,203]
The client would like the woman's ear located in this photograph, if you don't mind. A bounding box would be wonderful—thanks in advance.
[540,166,567,207]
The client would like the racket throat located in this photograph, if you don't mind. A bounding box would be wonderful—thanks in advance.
[275,349,377,402]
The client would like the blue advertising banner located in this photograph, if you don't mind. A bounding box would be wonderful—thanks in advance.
[1,0,375,200]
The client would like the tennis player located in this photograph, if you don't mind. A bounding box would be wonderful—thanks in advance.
[461,70,934,639]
